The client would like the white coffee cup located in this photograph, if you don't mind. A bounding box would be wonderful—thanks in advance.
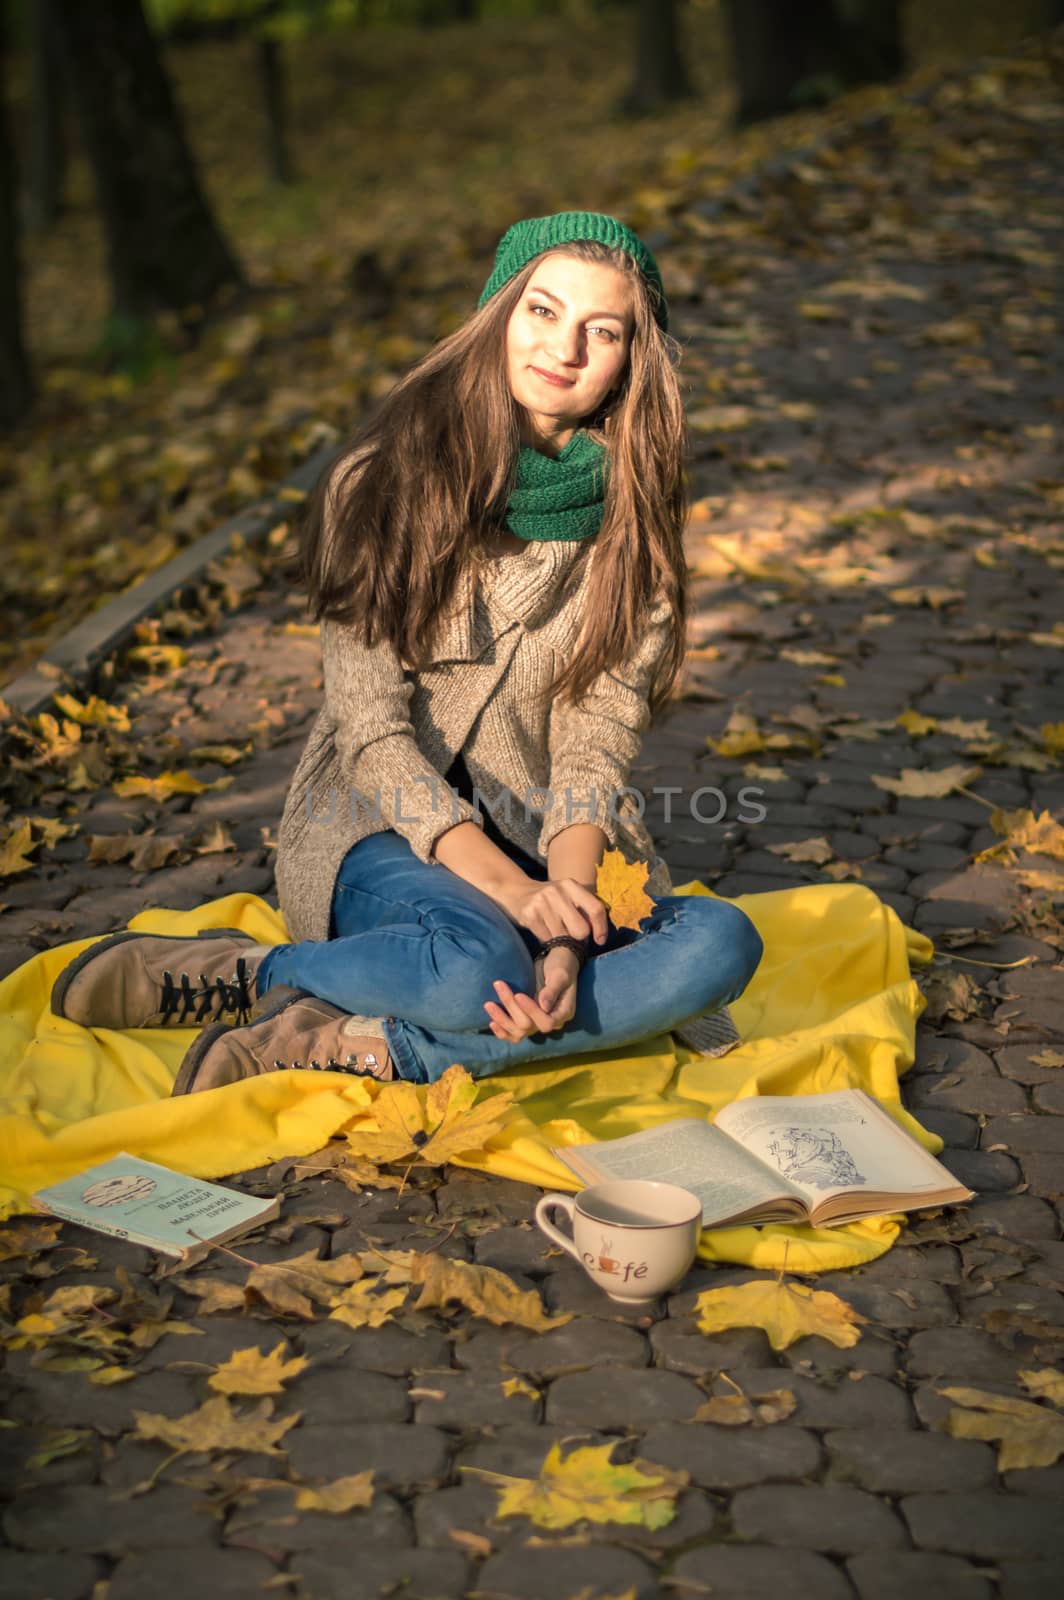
[534,1180,703,1307]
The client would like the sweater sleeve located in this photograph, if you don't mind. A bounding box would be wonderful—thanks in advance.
[321,617,483,864]
[537,597,676,856]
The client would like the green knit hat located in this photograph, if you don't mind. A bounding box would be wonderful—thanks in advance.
[478,211,669,332]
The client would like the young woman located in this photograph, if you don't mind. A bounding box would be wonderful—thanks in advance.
[52,212,764,1091]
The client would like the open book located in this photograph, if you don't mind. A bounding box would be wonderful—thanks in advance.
[551,1090,973,1229]
[32,1153,279,1264]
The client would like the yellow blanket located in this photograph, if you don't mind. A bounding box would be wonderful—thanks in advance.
[0,880,934,1273]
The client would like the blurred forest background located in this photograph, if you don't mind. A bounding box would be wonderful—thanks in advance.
[0,0,1060,682]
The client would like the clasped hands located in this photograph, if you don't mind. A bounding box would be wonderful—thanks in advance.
[485,875,608,1042]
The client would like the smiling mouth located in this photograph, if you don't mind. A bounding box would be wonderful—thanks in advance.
[531,367,576,387]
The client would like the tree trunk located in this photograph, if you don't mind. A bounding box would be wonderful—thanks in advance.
[258,36,293,184]
[50,0,243,318]
[727,0,905,125]
[621,0,695,116]
[27,0,67,233]
[835,0,906,86]
[0,14,34,429]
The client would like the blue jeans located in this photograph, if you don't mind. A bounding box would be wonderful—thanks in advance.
[258,829,763,1085]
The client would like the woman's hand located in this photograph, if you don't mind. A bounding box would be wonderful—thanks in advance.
[484,946,582,1041]
[497,875,609,948]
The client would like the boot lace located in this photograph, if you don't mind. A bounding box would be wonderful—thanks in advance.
[273,1051,392,1081]
[158,958,254,1026]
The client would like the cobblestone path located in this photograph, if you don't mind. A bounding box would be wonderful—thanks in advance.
[1,53,1062,1600]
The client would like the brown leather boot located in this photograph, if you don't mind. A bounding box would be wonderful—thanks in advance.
[51,929,271,1030]
[171,985,397,1095]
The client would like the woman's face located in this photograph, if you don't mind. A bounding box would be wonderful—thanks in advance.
[505,252,636,451]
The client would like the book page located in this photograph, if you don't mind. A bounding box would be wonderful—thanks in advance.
[715,1091,953,1204]
[557,1119,800,1225]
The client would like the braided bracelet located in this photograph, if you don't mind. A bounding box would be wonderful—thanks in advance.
[534,934,592,965]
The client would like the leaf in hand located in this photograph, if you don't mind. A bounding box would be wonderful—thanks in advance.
[596,848,655,932]
[345,1065,515,1167]
[464,1440,687,1530]
[207,1341,308,1396]
[695,1278,865,1351]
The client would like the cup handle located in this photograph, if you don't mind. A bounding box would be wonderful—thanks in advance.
[534,1193,581,1263]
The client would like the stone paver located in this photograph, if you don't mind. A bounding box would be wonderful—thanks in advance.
[2,42,1063,1600]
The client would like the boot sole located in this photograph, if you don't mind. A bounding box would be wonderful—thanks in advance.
[51,927,257,1024]
[171,986,311,1096]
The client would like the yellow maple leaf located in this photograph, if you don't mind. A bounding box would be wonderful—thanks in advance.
[896,710,938,737]
[870,764,982,799]
[706,710,766,758]
[87,1365,135,1386]
[1031,1049,1064,1069]
[409,1253,570,1333]
[938,1385,1064,1471]
[0,819,37,877]
[207,1341,308,1396]
[1040,722,1064,754]
[328,1282,408,1330]
[596,847,655,932]
[126,643,188,671]
[114,770,231,802]
[52,692,130,732]
[502,1376,540,1401]
[1020,1369,1064,1407]
[294,1472,374,1512]
[766,837,833,864]
[132,1396,300,1456]
[0,1220,62,1261]
[694,1279,865,1351]
[345,1064,515,1167]
[463,1440,687,1530]
[244,1248,365,1320]
[888,586,965,609]
[985,807,1064,863]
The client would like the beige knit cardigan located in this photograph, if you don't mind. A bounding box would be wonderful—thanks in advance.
[275,533,676,943]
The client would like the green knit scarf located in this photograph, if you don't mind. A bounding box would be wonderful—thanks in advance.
[505,430,607,543]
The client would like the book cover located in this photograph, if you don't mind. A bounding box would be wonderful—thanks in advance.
[32,1153,279,1261]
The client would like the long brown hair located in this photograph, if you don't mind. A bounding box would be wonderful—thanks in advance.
[300,239,688,717]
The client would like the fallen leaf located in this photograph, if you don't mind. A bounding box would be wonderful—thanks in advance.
[88,1365,136,1386]
[765,837,833,863]
[1030,1049,1064,1069]
[131,1395,300,1457]
[870,764,982,798]
[346,1064,515,1168]
[694,1279,865,1351]
[463,1440,687,1530]
[897,710,938,737]
[0,819,37,876]
[888,586,966,609]
[596,848,655,932]
[502,1376,540,1401]
[694,1381,796,1426]
[0,1221,62,1261]
[409,1253,570,1332]
[294,1472,374,1512]
[1020,1368,1064,1406]
[244,1249,365,1320]
[328,1281,408,1330]
[448,1528,493,1558]
[113,770,215,801]
[52,693,131,732]
[938,1384,1064,1471]
[208,1342,309,1396]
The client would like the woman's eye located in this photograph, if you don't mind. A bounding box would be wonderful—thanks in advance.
[530,303,553,318]
[592,326,617,342]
